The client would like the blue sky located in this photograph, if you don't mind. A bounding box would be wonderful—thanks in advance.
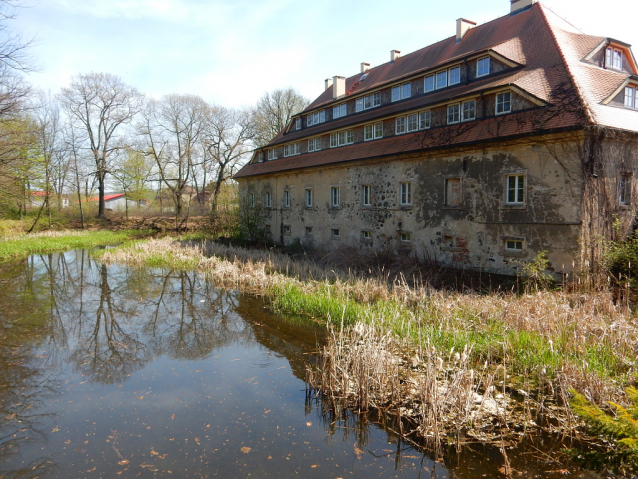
[14,0,638,108]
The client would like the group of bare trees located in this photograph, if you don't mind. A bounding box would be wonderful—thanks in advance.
[0,1,310,225]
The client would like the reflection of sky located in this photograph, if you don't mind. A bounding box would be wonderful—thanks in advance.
[13,0,638,107]
[1,251,445,478]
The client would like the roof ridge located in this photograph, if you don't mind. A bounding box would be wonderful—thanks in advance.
[536,3,594,125]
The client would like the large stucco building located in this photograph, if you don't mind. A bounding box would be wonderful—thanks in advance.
[235,0,638,276]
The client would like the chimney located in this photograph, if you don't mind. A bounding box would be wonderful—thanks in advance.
[510,0,537,14]
[390,50,401,62]
[332,76,345,99]
[456,18,476,43]
[360,62,370,73]
[325,78,333,90]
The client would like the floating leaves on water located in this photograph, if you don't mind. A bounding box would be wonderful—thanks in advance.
[240,447,251,453]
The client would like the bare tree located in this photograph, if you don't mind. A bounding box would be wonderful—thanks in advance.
[252,87,310,147]
[202,105,253,217]
[59,72,142,218]
[138,94,206,219]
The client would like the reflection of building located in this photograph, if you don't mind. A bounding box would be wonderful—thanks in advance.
[235,0,638,276]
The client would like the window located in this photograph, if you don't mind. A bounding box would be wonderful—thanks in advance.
[424,75,435,92]
[330,133,338,148]
[462,100,476,121]
[400,232,412,242]
[256,151,264,162]
[364,123,382,141]
[305,188,313,207]
[264,191,272,208]
[447,104,460,124]
[362,230,372,240]
[392,83,411,102]
[356,98,363,112]
[395,117,406,134]
[335,129,353,146]
[625,86,638,110]
[504,239,523,253]
[506,174,525,205]
[333,103,347,119]
[248,193,255,208]
[295,118,301,130]
[305,226,313,236]
[419,110,431,129]
[283,225,291,235]
[477,57,490,77]
[399,182,411,205]
[307,110,326,126]
[362,185,371,206]
[267,149,276,160]
[356,93,381,112]
[283,143,300,157]
[445,178,462,207]
[308,137,321,152]
[374,121,383,139]
[407,114,418,132]
[331,186,340,207]
[496,92,511,114]
[620,173,632,205]
[448,66,461,85]
[331,228,340,238]
[436,71,448,89]
[606,47,623,70]
[283,190,290,208]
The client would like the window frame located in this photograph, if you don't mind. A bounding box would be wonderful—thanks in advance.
[362,230,372,241]
[444,177,463,207]
[283,224,291,235]
[448,66,461,86]
[503,239,524,254]
[267,149,276,160]
[496,92,512,115]
[620,172,632,205]
[374,121,383,139]
[406,113,418,132]
[248,192,255,208]
[461,100,476,122]
[305,188,313,208]
[606,47,623,70]
[362,184,372,206]
[447,103,460,124]
[264,191,272,208]
[330,186,340,208]
[424,75,435,92]
[364,123,374,141]
[295,118,301,130]
[333,103,347,119]
[331,228,341,238]
[435,71,448,89]
[283,190,290,208]
[505,173,526,206]
[419,110,431,129]
[395,117,406,135]
[625,86,638,110]
[477,56,490,77]
[400,232,412,242]
[391,83,411,102]
[399,181,412,206]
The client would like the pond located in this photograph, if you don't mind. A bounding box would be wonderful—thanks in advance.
[0,250,597,478]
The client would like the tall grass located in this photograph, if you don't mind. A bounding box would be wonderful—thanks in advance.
[100,237,638,439]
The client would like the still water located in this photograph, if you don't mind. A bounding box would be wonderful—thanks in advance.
[0,250,592,478]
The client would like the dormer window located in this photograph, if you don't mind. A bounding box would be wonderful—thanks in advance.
[449,66,461,86]
[257,151,264,162]
[307,110,326,127]
[283,143,300,157]
[606,47,623,70]
[477,57,490,77]
[267,149,277,160]
[392,83,411,102]
[496,92,512,115]
[295,118,301,130]
[333,103,347,119]
[625,86,637,109]
[436,71,447,89]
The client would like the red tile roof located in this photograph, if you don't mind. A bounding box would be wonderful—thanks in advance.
[235,2,638,180]
[86,193,125,202]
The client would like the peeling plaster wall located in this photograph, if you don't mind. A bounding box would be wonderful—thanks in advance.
[240,135,600,276]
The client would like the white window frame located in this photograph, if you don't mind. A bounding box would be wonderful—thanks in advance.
[366,92,381,109]
[283,190,290,208]
[448,66,461,86]
[435,71,447,89]
[461,100,476,122]
[395,117,406,135]
[407,113,418,132]
[374,121,383,139]
[447,104,460,124]
[424,75,435,92]
[362,184,372,206]
[504,239,524,253]
[330,133,338,148]
[267,149,276,160]
[283,143,300,157]
[625,86,638,110]
[364,124,374,141]
[356,98,364,112]
[496,92,512,115]
[400,232,412,242]
[362,230,372,240]
[330,186,340,208]
[392,83,411,102]
[333,103,347,119]
[264,191,272,208]
[606,47,623,70]
[620,172,632,205]
[305,188,313,207]
[419,110,431,129]
[307,110,326,126]
[308,137,321,152]
[295,118,301,130]
[505,174,525,205]
[477,56,490,77]
[399,181,412,206]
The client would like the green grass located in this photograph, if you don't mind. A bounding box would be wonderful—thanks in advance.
[0,230,152,263]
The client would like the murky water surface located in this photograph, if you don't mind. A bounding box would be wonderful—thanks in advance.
[0,250,595,478]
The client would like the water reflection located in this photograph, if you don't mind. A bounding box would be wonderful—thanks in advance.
[0,251,588,478]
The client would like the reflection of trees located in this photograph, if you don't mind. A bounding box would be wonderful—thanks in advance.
[70,262,150,384]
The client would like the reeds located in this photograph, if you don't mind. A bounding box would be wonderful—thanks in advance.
[99,237,638,439]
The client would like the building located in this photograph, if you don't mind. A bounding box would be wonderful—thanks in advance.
[86,193,148,212]
[234,0,638,276]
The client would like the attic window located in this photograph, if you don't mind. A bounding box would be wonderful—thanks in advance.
[606,47,623,70]
[333,103,347,119]
[267,149,277,160]
[360,73,369,81]
[295,118,301,130]
[307,110,326,126]
[625,86,637,110]
[477,57,490,77]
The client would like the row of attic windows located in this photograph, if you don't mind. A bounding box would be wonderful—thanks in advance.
[295,56,495,131]
[261,91,512,160]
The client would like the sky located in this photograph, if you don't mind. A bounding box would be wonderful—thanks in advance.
[11,0,638,108]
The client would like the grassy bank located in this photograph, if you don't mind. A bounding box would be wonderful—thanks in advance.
[99,238,638,451]
[0,230,152,263]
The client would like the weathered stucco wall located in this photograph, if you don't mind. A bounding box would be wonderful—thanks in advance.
[239,132,637,276]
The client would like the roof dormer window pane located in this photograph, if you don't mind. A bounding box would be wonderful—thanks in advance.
[402,83,411,99]
[295,118,301,130]
[333,103,347,119]
[477,57,490,77]
[449,67,461,85]
[391,86,401,102]
[424,75,435,92]
[436,71,447,89]
[626,86,637,109]
[356,98,363,112]
[606,47,623,70]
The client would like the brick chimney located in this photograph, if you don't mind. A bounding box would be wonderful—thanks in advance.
[332,76,345,99]
[325,78,333,90]
[390,50,401,62]
[456,18,476,42]
[361,62,370,73]
[510,0,537,14]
